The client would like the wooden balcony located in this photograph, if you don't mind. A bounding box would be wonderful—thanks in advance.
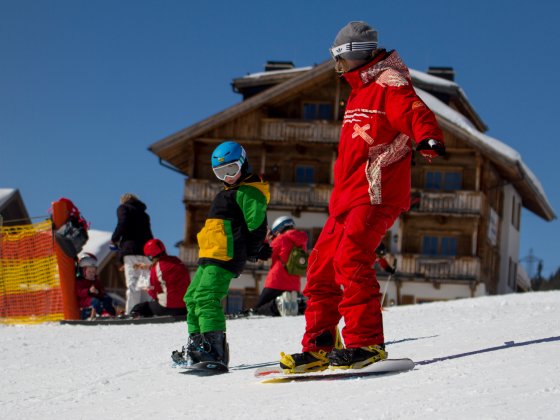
[260,118,340,143]
[179,244,271,272]
[184,179,332,210]
[396,254,481,281]
[409,190,485,216]
[269,183,331,210]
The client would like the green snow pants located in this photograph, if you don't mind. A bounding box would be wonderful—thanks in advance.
[184,264,235,334]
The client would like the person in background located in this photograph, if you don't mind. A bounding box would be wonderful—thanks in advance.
[75,253,116,319]
[254,216,308,317]
[374,243,395,275]
[129,239,190,318]
[110,193,153,314]
[279,21,445,374]
[171,141,271,368]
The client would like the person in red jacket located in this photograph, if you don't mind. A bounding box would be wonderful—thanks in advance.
[280,21,445,374]
[254,216,308,316]
[129,239,191,318]
[75,253,116,319]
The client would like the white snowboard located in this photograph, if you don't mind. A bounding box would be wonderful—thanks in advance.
[255,358,415,383]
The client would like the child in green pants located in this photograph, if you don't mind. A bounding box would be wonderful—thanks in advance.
[172,141,271,367]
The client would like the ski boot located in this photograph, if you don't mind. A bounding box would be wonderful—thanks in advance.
[275,291,298,316]
[327,344,387,370]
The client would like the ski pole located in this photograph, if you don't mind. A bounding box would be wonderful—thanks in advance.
[380,258,397,307]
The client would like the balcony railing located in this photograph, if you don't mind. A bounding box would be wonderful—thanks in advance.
[184,179,223,204]
[184,179,332,209]
[396,254,481,281]
[260,118,340,143]
[179,244,271,272]
[179,247,480,282]
[409,190,484,215]
[269,184,331,209]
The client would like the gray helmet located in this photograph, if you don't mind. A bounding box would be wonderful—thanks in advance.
[271,216,295,235]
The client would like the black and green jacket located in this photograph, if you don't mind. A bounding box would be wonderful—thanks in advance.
[197,173,270,276]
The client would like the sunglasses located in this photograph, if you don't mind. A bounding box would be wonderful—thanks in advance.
[213,161,242,181]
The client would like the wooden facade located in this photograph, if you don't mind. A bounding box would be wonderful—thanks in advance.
[150,60,555,308]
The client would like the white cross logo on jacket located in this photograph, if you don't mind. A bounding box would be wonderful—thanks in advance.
[352,123,374,145]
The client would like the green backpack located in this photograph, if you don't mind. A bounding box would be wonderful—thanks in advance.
[284,246,308,276]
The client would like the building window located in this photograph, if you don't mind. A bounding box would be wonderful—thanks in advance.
[303,102,333,120]
[295,165,314,183]
[422,235,458,256]
[425,171,462,191]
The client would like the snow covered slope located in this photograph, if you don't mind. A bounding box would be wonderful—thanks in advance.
[2,291,559,419]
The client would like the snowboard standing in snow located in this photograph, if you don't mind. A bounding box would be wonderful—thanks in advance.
[254,358,414,383]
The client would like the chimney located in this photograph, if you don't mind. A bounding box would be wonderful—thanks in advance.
[427,66,455,81]
[264,60,295,72]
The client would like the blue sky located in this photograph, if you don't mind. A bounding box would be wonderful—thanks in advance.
[1,0,558,277]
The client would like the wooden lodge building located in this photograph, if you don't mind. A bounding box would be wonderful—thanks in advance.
[149,60,555,310]
[0,188,30,227]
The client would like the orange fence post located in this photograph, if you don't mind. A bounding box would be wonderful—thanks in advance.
[51,200,81,320]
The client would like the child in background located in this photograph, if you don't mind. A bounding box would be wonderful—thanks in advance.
[129,238,190,318]
[254,216,308,317]
[75,253,116,319]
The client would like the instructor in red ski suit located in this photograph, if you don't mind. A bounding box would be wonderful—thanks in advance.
[280,21,445,373]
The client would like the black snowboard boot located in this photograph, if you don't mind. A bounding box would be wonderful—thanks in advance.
[195,331,230,367]
[171,333,204,365]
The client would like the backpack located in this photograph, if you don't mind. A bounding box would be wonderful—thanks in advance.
[283,246,308,276]
[52,198,90,259]
[55,215,89,258]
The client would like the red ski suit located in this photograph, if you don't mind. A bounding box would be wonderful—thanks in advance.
[148,255,191,309]
[264,229,309,292]
[302,50,443,351]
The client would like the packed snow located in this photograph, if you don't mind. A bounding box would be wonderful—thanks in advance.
[1,291,559,419]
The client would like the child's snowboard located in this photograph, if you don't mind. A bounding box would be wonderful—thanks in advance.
[254,358,414,383]
[179,361,229,376]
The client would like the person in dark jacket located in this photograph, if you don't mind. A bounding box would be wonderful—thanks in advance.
[111,193,153,314]
[171,141,271,368]
[75,253,116,319]
[129,238,190,318]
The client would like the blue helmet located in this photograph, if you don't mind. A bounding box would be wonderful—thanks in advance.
[211,141,246,168]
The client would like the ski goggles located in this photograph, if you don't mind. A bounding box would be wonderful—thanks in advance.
[329,41,378,59]
[213,161,242,181]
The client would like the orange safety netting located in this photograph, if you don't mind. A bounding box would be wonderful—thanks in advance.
[0,219,64,324]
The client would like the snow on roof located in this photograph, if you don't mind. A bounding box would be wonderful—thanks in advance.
[409,68,459,90]
[81,229,113,268]
[242,66,313,79]
[0,188,16,209]
[416,87,549,206]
